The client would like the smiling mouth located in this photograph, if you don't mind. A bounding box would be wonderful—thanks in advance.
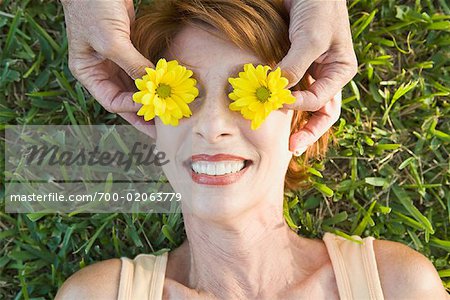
[190,160,252,176]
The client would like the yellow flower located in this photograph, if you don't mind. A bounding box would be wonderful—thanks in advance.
[133,59,199,126]
[228,64,296,130]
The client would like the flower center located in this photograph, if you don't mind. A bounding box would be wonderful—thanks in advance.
[156,84,172,99]
[255,86,271,102]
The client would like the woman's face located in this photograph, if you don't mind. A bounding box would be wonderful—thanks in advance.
[155,25,294,221]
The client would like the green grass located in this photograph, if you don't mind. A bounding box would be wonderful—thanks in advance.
[1,0,450,298]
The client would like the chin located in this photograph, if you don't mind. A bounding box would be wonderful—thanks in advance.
[181,193,252,221]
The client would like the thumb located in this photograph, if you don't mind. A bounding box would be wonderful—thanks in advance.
[276,42,321,89]
[110,39,154,80]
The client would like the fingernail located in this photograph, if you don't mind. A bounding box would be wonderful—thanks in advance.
[293,146,308,157]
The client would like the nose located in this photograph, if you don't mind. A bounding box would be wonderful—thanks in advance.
[192,91,238,144]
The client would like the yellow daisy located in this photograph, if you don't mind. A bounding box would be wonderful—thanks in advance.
[228,64,296,130]
[133,58,199,126]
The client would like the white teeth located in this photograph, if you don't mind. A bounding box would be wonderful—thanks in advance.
[216,163,226,174]
[191,161,246,175]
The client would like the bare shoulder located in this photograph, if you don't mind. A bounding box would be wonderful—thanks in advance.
[373,239,449,299]
[55,258,122,300]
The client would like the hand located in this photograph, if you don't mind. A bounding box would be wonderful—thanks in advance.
[61,0,152,121]
[278,0,358,155]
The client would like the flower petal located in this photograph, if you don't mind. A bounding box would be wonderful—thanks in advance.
[161,71,176,84]
[137,106,147,116]
[141,93,155,105]
[159,113,171,125]
[146,81,156,92]
[133,91,146,103]
[154,95,166,115]
[135,78,146,91]
[171,93,193,117]
[249,101,262,112]
[156,58,167,70]
[166,98,177,110]
[233,96,256,107]
[145,68,156,82]
[167,60,179,71]
[144,107,156,121]
[170,117,179,126]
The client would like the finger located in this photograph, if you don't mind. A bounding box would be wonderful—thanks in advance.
[283,54,357,111]
[119,112,155,126]
[118,112,157,138]
[289,91,341,153]
[110,40,154,80]
[283,0,293,11]
[86,78,142,113]
[275,40,323,89]
[125,0,135,21]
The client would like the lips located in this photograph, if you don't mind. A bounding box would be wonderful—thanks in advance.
[191,153,248,162]
[187,153,252,185]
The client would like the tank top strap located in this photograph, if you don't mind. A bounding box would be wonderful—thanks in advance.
[118,252,168,300]
[323,232,384,300]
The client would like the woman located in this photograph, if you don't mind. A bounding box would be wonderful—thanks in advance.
[56,0,448,299]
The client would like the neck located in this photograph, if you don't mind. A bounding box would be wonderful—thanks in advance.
[180,198,312,299]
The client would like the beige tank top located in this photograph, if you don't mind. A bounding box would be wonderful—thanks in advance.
[117,232,384,300]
